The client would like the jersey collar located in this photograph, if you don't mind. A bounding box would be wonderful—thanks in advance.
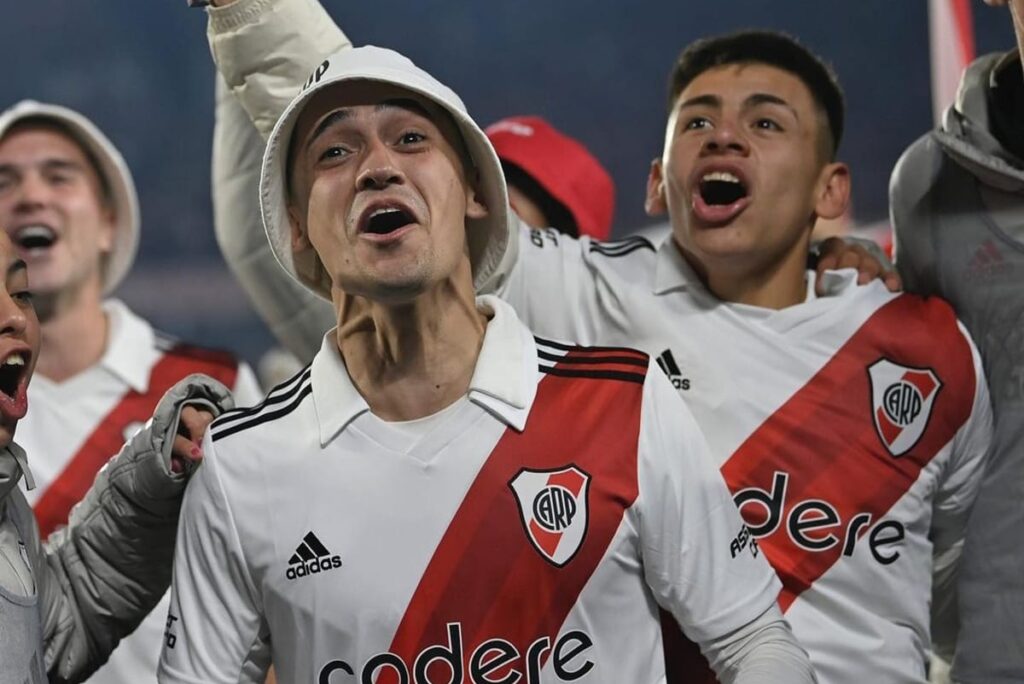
[651,237,861,302]
[99,299,159,393]
[652,238,701,295]
[311,295,537,447]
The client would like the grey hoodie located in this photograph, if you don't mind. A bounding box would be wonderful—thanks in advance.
[890,50,1024,684]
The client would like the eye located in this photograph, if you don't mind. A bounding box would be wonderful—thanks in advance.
[317,145,349,163]
[12,290,33,306]
[397,131,426,145]
[754,118,782,131]
[684,117,711,131]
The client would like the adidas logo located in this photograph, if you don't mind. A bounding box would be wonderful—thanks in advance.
[286,531,343,581]
[656,349,690,391]
[965,239,1012,282]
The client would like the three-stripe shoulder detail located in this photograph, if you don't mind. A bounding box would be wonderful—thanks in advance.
[535,336,648,384]
[588,236,655,258]
[211,366,313,442]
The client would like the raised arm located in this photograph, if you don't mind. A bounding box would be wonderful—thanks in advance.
[213,77,333,362]
[207,0,351,140]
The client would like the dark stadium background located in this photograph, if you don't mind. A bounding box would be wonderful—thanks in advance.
[0,1,1014,366]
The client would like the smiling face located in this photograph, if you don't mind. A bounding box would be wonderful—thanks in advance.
[285,81,488,305]
[0,124,115,305]
[0,231,39,448]
[646,62,849,285]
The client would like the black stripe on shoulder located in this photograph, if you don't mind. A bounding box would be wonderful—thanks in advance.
[593,235,653,249]
[534,336,648,357]
[536,349,648,368]
[215,366,312,428]
[212,383,314,442]
[588,236,655,257]
[539,364,646,385]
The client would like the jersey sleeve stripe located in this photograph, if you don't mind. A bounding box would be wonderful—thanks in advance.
[215,367,312,426]
[539,365,647,385]
[534,336,649,358]
[537,349,649,368]
[211,383,314,442]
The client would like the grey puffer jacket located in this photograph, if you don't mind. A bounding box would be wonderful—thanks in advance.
[0,374,233,684]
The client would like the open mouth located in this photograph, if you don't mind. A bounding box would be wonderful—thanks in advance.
[698,171,748,206]
[0,351,28,404]
[360,206,416,237]
[13,225,58,251]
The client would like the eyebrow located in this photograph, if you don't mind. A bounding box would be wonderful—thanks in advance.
[677,92,799,121]
[304,98,436,154]
[0,158,86,176]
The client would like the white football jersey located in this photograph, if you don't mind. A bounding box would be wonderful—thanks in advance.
[158,296,779,684]
[17,299,262,684]
[495,228,993,684]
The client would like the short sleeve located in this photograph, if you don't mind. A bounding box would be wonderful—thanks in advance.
[636,369,781,646]
[158,434,268,684]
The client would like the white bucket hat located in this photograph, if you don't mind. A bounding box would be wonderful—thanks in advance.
[260,45,511,300]
[0,100,140,295]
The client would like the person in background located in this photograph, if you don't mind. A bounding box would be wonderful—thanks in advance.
[0,100,263,684]
[889,1,1024,680]
[486,115,615,239]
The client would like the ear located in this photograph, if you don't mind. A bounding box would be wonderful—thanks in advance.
[287,203,312,251]
[645,158,668,217]
[96,204,116,254]
[814,161,851,221]
[465,181,490,221]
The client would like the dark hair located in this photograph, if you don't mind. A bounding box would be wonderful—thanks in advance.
[501,161,578,237]
[668,30,845,158]
[4,116,114,207]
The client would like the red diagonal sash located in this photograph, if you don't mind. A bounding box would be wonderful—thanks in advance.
[377,361,645,683]
[664,295,977,684]
[33,346,238,538]
[721,295,975,611]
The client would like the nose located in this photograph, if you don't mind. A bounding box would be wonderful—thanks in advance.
[356,139,405,191]
[0,291,28,339]
[12,171,49,213]
[701,120,749,157]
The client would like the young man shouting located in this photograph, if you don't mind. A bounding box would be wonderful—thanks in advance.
[157,46,815,684]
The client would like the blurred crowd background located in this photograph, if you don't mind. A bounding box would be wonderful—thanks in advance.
[0,0,1012,365]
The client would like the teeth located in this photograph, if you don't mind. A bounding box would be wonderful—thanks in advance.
[369,207,403,219]
[702,171,741,184]
[14,225,56,240]
[3,354,25,367]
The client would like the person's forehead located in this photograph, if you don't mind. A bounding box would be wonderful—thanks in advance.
[0,124,89,160]
[293,81,446,143]
[678,62,817,110]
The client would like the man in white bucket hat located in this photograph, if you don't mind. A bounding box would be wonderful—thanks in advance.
[0,101,262,683]
[158,45,814,684]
